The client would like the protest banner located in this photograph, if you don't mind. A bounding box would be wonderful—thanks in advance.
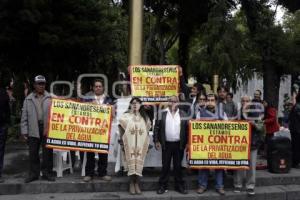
[46,98,112,154]
[189,120,251,170]
[130,65,179,103]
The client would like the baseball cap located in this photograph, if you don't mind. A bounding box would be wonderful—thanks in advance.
[34,75,46,83]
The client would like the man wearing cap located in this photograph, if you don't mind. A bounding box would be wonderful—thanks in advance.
[21,75,55,183]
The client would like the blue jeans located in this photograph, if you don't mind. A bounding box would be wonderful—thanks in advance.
[0,126,7,177]
[198,169,224,189]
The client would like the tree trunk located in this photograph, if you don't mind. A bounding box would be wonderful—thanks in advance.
[263,63,280,109]
[158,31,165,64]
[143,18,159,64]
[241,0,281,109]
[178,33,190,79]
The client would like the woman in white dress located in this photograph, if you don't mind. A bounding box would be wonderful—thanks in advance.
[118,97,151,195]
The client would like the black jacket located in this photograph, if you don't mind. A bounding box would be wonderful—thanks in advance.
[289,103,300,134]
[0,88,10,126]
[153,109,188,150]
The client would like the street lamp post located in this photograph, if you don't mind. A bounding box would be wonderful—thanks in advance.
[128,0,143,65]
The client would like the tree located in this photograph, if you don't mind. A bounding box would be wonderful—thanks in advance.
[283,10,300,71]
[0,0,128,113]
[187,2,259,88]
[241,0,296,108]
[143,0,179,64]
[0,0,128,82]
[177,0,208,78]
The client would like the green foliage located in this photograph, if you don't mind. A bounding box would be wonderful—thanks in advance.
[240,0,299,108]
[0,0,128,81]
[0,0,128,126]
[283,10,300,71]
[143,0,179,64]
[187,1,259,88]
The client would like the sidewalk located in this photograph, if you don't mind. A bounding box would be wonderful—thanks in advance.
[1,142,300,200]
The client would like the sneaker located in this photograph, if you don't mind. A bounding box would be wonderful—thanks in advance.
[197,187,206,194]
[233,187,242,193]
[157,186,168,194]
[247,188,255,195]
[100,175,112,181]
[83,176,92,182]
[216,188,225,195]
[41,175,55,182]
[24,176,39,183]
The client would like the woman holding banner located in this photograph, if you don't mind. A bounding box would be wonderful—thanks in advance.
[195,93,227,195]
[118,97,151,195]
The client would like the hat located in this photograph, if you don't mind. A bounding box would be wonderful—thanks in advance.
[34,75,46,83]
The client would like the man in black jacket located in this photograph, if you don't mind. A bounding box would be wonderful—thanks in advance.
[289,92,300,168]
[154,96,188,194]
[0,78,10,183]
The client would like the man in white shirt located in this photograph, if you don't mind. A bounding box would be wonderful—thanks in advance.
[154,96,188,194]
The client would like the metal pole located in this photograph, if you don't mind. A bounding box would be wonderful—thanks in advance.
[128,0,143,65]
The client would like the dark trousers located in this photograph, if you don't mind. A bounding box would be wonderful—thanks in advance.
[27,124,53,177]
[292,133,300,166]
[179,148,185,167]
[0,126,7,177]
[85,152,108,177]
[159,142,184,188]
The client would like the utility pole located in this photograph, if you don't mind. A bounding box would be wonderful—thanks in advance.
[128,0,143,65]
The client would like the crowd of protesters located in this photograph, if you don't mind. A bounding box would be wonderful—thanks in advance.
[0,70,299,197]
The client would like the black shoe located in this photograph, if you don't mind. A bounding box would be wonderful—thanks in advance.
[41,175,55,182]
[175,186,188,194]
[24,176,39,183]
[157,186,168,194]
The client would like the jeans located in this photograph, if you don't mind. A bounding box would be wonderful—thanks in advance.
[198,169,224,189]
